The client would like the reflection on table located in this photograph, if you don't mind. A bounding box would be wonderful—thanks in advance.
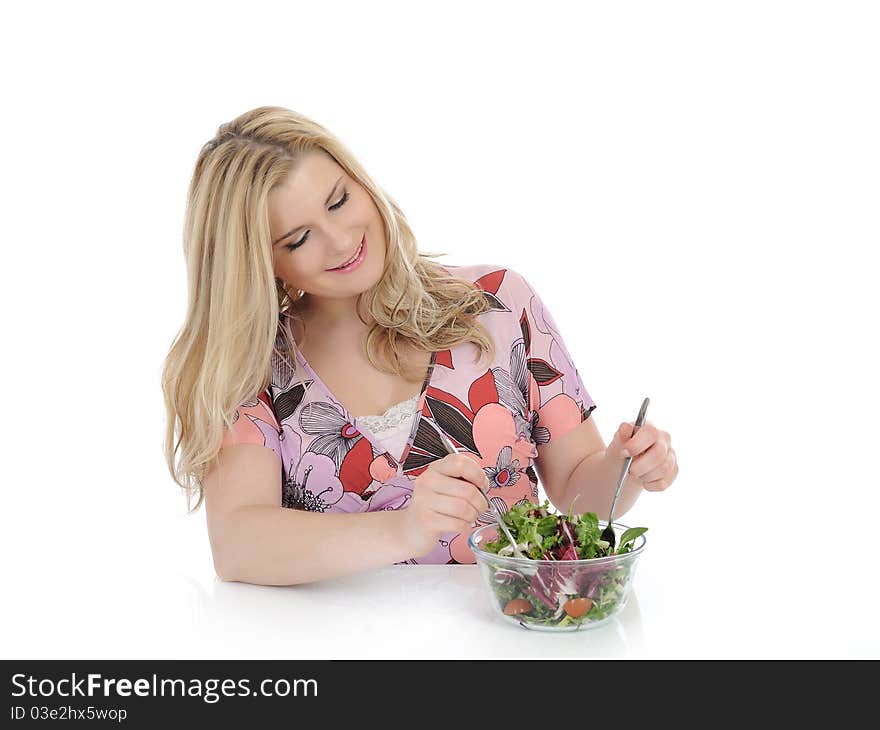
[180,565,646,659]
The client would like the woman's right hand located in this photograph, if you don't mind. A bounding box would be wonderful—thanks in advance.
[395,452,490,558]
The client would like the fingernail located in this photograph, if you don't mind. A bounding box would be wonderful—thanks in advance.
[621,449,630,458]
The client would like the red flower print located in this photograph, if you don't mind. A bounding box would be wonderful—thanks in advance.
[485,445,522,489]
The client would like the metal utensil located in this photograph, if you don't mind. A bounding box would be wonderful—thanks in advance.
[436,429,527,560]
[601,397,650,551]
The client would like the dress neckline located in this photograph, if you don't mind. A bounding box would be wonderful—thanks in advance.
[355,392,420,422]
[294,346,437,466]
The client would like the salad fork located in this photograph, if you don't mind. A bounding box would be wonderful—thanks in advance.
[436,429,527,560]
[601,397,650,551]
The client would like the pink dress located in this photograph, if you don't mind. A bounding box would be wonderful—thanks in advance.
[220,263,597,564]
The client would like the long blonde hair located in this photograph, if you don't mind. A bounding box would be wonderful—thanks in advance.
[161,106,497,514]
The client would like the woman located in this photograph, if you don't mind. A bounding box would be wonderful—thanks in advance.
[161,106,678,585]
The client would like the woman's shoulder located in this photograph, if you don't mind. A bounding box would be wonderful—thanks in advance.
[220,390,282,451]
[439,261,532,305]
[438,261,528,289]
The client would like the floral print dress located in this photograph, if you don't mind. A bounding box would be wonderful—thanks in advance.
[220,264,597,564]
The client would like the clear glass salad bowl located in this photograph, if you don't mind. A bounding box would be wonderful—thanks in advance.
[468,521,646,632]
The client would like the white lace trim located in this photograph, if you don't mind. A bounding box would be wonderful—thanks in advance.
[355,394,420,434]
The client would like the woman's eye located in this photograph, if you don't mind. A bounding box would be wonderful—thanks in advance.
[285,190,350,251]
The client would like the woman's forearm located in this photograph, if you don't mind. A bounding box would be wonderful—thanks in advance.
[215,505,413,586]
[555,450,644,520]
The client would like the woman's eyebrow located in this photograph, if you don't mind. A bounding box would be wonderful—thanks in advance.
[273,174,344,245]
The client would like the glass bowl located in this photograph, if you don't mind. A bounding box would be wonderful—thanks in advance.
[467,521,647,632]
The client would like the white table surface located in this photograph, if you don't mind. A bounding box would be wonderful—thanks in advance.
[6,531,877,660]
[4,451,879,660]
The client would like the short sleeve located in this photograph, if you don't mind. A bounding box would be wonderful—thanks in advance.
[507,269,597,445]
[220,389,283,457]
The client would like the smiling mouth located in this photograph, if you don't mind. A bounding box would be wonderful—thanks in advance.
[328,234,365,270]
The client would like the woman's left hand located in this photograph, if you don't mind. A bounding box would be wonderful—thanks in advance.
[606,420,678,492]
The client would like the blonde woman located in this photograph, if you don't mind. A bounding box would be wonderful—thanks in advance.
[161,106,679,586]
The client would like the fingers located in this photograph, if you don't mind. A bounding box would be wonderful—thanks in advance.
[429,492,482,524]
[433,453,490,496]
[620,420,660,458]
[427,513,475,536]
[431,473,489,514]
[629,439,669,480]
[617,420,677,491]
[413,472,483,536]
[639,448,677,492]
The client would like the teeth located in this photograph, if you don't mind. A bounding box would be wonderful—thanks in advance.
[335,242,362,269]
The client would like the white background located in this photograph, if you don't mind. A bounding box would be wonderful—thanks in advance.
[1,0,877,659]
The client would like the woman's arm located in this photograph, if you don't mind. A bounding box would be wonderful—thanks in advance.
[536,417,643,518]
[213,506,412,585]
[206,443,412,585]
[558,450,643,520]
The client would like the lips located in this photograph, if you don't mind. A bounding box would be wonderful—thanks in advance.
[328,234,365,271]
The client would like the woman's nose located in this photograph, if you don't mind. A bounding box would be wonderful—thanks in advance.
[328,233,357,257]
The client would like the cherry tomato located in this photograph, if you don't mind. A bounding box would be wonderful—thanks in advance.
[503,598,533,615]
[562,597,593,618]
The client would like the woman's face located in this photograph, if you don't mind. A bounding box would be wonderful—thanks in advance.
[268,149,386,312]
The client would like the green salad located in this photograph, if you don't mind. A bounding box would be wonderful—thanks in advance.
[480,499,647,628]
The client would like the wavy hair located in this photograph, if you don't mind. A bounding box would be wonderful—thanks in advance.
[161,106,497,513]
